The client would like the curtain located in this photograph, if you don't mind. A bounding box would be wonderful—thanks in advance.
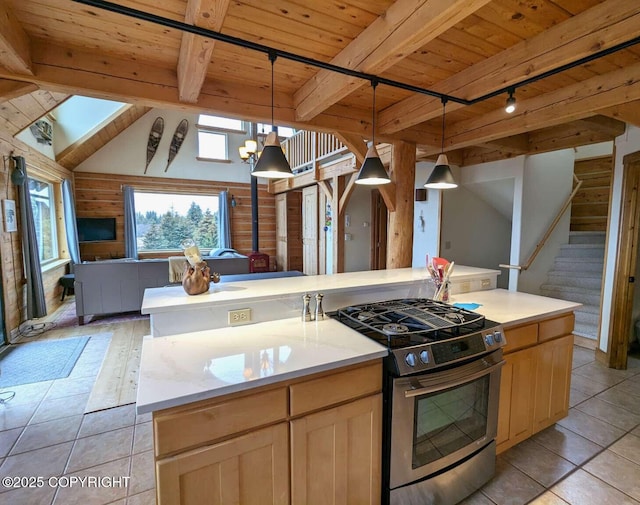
[218,191,232,249]
[123,185,138,259]
[62,179,81,269]
[13,156,47,320]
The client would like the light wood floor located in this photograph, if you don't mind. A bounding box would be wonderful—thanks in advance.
[12,298,150,413]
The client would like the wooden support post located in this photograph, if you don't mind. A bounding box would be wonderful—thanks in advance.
[386,141,416,269]
[332,175,345,273]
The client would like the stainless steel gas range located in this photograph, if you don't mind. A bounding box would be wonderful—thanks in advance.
[330,298,506,505]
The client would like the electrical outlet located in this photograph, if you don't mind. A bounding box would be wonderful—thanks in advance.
[460,281,471,293]
[481,278,491,288]
[228,308,252,326]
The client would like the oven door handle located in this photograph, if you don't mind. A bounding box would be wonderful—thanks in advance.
[404,359,505,398]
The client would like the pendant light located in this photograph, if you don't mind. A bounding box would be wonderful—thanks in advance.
[355,80,390,185]
[424,98,457,189]
[251,52,294,179]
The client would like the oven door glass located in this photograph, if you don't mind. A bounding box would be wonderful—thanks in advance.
[413,376,489,469]
[390,349,503,489]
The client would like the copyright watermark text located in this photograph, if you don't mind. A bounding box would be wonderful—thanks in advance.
[2,475,130,489]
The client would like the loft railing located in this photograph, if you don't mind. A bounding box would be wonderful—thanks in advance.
[281,130,348,172]
[500,174,583,271]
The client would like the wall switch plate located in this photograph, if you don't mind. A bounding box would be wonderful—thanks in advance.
[460,281,471,293]
[228,308,252,326]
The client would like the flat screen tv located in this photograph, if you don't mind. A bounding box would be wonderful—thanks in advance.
[76,217,117,243]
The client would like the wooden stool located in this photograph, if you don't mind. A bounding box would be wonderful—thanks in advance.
[59,273,75,301]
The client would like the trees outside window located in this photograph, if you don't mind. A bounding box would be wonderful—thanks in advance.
[134,192,220,252]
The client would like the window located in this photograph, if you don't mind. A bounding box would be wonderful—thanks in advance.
[28,177,58,264]
[197,131,227,160]
[198,114,243,131]
[257,123,296,138]
[133,191,220,252]
[196,114,245,161]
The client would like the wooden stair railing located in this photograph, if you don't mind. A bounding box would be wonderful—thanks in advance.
[500,174,583,271]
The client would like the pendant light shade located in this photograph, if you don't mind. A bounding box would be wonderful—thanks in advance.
[424,154,457,189]
[251,52,294,179]
[355,80,390,185]
[355,145,390,185]
[424,98,457,190]
[252,132,294,178]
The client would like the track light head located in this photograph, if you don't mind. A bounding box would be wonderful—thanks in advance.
[505,90,516,114]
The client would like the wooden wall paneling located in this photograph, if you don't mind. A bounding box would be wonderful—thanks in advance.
[73,172,276,261]
[571,156,612,232]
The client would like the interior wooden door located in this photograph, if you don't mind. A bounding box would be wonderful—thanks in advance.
[608,151,640,369]
[302,186,318,275]
[370,190,387,270]
[275,194,288,271]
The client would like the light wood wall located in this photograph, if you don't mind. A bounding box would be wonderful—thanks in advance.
[571,156,613,232]
[73,172,276,261]
[0,128,73,339]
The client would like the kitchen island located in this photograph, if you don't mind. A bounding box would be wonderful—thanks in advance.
[138,276,581,505]
[142,266,500,336]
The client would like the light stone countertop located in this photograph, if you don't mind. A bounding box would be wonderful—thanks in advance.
[136,317,388,414]
[136,287,582,414]
[451,288,582,327]
[141,266,500,315]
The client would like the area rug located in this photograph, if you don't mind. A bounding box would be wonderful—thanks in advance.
[0,336,90,387]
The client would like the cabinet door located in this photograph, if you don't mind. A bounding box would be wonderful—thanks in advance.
[533,334,574,432]
[157,423,289,505]
[496,348,536,453]
[290,394,382,505]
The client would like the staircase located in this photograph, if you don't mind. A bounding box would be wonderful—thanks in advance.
[540,231,605,341]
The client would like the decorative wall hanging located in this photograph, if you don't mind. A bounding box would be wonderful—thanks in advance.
[3,199,17,232]
[29,120,53,145]
[144,116,164,174]
[165,119,189,172]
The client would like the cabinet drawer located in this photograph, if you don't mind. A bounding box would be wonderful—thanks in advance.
[290,362,382,417]
[503,323,538,353]
[154,387,288,458]
[539,313,575,342]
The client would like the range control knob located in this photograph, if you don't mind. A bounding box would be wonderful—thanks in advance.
[485,334,495,346]
[494,330,503,343]
[405,352,417,367]
[419,350,430,364]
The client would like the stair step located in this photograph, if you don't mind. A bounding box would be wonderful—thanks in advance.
[574,303,600,315]
[554,257,604,272]
[568,231,606,245]
[558,244,605,259]
[543,275,602,290]
[540,286,600,305]
[573,322,598,340]
[574,310,600,326]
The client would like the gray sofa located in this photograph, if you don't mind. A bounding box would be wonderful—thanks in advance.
[74,255,249,324]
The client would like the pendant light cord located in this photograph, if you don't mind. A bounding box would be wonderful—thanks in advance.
[269,51,277,132]
[440,97,448,153]
[371,79,378,146]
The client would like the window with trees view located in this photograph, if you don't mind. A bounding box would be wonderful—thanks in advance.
[28,177,58,264]
[133,191,220,252]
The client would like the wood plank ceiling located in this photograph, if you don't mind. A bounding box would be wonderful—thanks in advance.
[0,0,637,169]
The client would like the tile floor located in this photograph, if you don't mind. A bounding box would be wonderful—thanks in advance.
[1,313,640,504]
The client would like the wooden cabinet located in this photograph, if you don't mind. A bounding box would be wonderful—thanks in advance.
[496,313,574,454]
[533,334,573,432]
[157,423,290,505]
[153,361,382,505]
[291,394,382,505]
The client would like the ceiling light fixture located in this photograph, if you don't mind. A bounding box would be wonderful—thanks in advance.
[251,52,294,179]
[505,89,516,114]
[424,98,457,190]
[355,80,391,185]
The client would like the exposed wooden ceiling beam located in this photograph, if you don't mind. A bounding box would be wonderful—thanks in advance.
[177,0,230,103]
[596,102,640,128]
[333,132,367,166]
[0,2,32,75]
[293,0,491,122]
[379,0,640,134]
[444,61,640,151]
[476,134,530,155]
[4,40,440,145]
[0,78,37,102]
[56,104,151,169]
[573,116,626,138]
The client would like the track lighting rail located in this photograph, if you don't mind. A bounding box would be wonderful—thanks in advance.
[73,0,640,110]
